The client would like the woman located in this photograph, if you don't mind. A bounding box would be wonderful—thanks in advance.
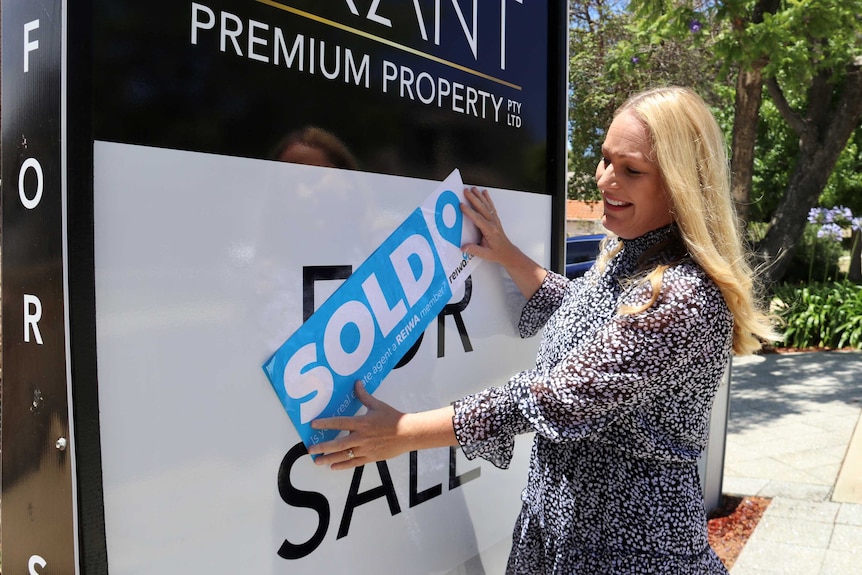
[307,87,777,573]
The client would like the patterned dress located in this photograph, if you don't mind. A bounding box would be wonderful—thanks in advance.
[453,225,732,574]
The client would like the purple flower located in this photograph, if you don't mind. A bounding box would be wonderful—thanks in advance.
[808,207,824,224]
[830,206,854,226]
[689,19,702,33]
[631,56,640,64]
[852,216,862,233]
[816,223,844,242]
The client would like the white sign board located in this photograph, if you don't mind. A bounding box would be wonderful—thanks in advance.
[93,142,553,573]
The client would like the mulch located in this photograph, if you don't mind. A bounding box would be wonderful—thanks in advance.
[708,495,771,569]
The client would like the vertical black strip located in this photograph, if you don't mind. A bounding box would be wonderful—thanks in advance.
[67,1,110,573]
[1,0,78,572]
[548,0,570,274]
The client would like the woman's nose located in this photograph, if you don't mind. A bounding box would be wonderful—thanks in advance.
[596,163,615,190]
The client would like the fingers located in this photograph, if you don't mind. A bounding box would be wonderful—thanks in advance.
[354,380,382,408]
[310,415,359,433]
[305,381,406,469]
[310,445,364,470]
[306,382,375,467]
[461,186,514,267]
[306,433,361,467]
[461,240,492,262]
[461,188,499,250]
[306,432,349,454]
[307,427,369,470]
[310,382,375,434]
[463,187,497,220]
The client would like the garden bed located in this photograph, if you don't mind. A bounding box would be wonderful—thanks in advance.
[708,495,771,569]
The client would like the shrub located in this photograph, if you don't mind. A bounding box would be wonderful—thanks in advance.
[771,281,862,349]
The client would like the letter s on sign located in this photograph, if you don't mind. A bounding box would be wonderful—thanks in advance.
[283,343,333,424]
[29,555,47,575]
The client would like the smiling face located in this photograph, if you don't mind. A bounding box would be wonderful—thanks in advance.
[596,110,673,240]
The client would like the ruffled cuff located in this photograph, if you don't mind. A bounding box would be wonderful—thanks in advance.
[452,385,525,469]
[517,271,569,338]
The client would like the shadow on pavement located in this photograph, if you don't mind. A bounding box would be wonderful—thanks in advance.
[728,351,862,434]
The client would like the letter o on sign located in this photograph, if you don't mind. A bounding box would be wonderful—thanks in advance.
[324,300,375,376]
[19,157,44,209]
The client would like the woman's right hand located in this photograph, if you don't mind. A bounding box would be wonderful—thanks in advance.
[460,186,548,299]
[460,187,519,267]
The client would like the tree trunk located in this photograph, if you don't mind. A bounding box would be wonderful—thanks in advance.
[756,65,862,286]
[730,67,765,227]
[755,153,836,284]
[849,229,862,283]
[727,0,780,229]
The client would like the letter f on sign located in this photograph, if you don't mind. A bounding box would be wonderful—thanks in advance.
[24,20,39,73]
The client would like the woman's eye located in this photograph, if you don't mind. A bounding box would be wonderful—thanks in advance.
[626,167,642,175]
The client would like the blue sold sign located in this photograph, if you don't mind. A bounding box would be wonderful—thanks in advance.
[263,170,479,449]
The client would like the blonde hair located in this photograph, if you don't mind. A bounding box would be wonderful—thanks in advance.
[597,86,778,355]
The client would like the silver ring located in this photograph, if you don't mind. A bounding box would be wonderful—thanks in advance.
[489,210,495,216]
[347,449,355,459]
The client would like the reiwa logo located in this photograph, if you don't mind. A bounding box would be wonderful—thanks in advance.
[263,170,480,449]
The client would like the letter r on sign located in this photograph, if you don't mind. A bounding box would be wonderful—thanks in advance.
[24,294,44,344]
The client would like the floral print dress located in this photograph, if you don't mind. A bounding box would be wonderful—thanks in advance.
[453,225,732,574]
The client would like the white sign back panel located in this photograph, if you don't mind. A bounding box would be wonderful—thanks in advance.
[93,141,550,574]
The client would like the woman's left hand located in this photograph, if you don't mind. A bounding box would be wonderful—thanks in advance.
[307,381,410,470]
[307,381,459,470]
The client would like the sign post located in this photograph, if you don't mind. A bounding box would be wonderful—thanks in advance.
[1,1,79,572]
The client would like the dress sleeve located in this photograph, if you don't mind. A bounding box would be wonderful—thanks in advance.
[452,384,529,469]
[453,269,731,468]
[517,270,571,338]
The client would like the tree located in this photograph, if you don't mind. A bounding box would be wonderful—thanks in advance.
[567,0,727,201]
[722,0,780,226]
[567,0,632,201]
[819,126,862,281]
[756,60,862,283]
[627,0,862,285]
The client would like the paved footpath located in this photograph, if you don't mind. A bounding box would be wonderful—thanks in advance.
[723,350,862,575]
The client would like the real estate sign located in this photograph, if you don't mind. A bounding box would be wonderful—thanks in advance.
[2,1,568,574]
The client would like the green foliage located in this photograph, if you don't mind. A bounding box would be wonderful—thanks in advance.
[821,126,862,215]
[749,98,797,222]
[745,84,862,227]
[566,0,730,201]
[709,0,862,85]
[569,0,862,248]
[567,1,632,200]
[781,226,843,284]
[630,0,862,97]
[772,281,862,349]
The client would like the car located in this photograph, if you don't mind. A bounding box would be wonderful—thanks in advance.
[565,233,606,279]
